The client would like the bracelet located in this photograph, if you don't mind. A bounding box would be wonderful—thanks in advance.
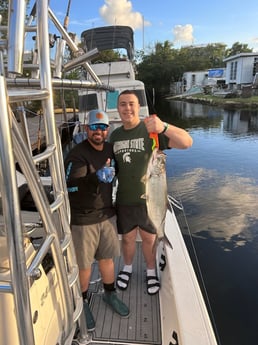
[161,122,169,134]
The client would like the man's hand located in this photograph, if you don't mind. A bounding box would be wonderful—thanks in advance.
[144,114,165,134]
[96,164,115,183]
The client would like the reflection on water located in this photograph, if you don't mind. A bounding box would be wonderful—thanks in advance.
[157,100,258,345]
[222,108,258,136]
[160,99,258,134]
[168,169,258,248]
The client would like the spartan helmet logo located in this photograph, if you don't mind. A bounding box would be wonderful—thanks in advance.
[122,152,131,163]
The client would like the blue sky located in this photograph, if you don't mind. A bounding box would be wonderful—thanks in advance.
[45,0,258,52]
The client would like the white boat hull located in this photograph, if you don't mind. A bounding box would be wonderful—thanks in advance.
[158,208,217,345]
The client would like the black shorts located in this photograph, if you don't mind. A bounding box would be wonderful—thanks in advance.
[116,204,156,235]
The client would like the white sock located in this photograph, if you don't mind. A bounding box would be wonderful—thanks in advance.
[147,269,159,294]
[124,265,132,273]
[147,268,155,277]
[117,265,132,288]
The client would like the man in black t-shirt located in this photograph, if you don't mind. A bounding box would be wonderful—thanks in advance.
[65,109,129,332]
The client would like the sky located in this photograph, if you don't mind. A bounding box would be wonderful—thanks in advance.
[44,0,258,52]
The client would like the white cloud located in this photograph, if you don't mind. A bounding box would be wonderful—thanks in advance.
[99,0,151,30]
[172,24,194,44]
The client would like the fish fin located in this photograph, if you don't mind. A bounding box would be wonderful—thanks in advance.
[141,174,147,184]
[162,214,173,249]
[141,193,147,200]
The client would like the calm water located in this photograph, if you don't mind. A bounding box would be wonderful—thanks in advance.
[157,100,258,345]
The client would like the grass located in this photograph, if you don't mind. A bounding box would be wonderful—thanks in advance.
[168,93,258,109]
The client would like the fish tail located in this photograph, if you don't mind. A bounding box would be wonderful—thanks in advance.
[152,233,173,254]
[151,236,159,254]
[163,233,173,249]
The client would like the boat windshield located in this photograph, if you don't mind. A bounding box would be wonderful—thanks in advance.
[79,89,147,113]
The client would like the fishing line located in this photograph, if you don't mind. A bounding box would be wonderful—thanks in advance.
[168,192,222,345]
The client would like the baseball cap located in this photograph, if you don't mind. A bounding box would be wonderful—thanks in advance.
[87,109,109,126]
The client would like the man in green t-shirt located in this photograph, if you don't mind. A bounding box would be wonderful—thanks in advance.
[109,90,193,295]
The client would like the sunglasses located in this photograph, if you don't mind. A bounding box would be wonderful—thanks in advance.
[88,124,109,131]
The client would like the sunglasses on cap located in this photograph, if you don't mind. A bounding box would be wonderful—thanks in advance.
[88,124,109,131]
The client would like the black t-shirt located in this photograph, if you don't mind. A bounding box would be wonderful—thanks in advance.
[64,140,115,225]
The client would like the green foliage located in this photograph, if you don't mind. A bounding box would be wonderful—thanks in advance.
[0,0,9,25]
[54,69,79,109]
[137,41,177,95]
[178,43,227,71]
[91,49,121,63]
[225,42,252,57]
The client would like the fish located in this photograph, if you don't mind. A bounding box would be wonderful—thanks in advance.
[141,148,172,248]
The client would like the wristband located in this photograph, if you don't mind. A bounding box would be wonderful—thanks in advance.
[161,122,169,134]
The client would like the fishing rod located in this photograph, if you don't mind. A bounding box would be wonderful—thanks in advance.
[145,87,157,116]
[63,0,72,31]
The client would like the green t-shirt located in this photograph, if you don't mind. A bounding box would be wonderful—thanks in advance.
[109,121,169,205]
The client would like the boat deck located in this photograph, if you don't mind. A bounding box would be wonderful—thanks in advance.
[87,242,162,345]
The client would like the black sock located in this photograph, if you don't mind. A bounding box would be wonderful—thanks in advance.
[103,282,115,293]
[82,290,88,300]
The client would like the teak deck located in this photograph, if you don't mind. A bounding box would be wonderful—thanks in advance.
[88,242,162,345]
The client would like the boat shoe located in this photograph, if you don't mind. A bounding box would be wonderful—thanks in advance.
[103,291,130,317]
[83,300,95,332]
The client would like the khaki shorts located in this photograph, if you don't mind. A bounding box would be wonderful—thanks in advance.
[116,204,156,235]
[71,216,120,269]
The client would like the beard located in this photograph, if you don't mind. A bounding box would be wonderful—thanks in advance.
[88,133,105,146]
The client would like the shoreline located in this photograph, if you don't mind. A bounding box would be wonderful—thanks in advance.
[166,93,258,110]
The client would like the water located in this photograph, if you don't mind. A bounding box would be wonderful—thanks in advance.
[156,100,258,345]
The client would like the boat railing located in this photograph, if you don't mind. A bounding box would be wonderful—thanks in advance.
[0,1,114,344]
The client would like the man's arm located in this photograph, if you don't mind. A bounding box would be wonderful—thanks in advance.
[144,114,193,149]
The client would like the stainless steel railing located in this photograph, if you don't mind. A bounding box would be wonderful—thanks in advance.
[0,1,110,344]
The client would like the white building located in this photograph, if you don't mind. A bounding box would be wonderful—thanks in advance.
[223,53,258,90]
[180,68,225,94]
[182,70,208,92]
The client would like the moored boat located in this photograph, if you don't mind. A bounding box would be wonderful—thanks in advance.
[78,25,149,125]
[0,1,218,345]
